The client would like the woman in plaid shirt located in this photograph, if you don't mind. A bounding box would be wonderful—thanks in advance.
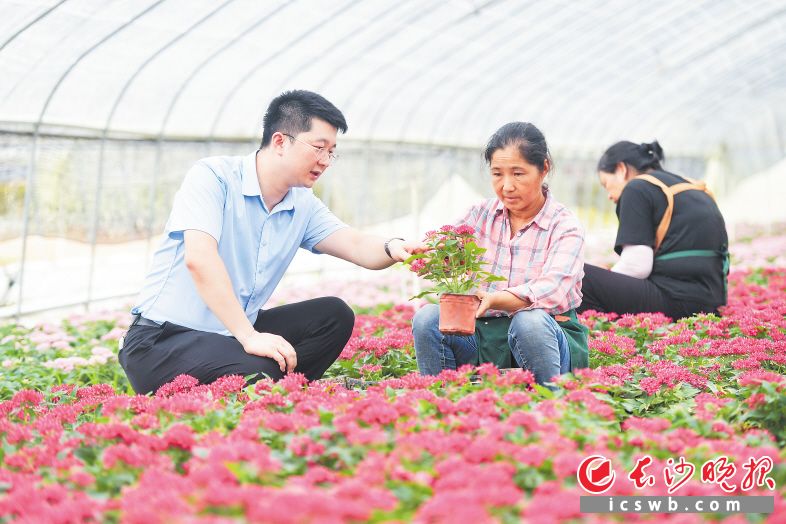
[413,122,586,386]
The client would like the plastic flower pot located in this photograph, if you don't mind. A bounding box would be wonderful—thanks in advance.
[439,293,480,335]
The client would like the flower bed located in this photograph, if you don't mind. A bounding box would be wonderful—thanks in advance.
[0,269,785,522]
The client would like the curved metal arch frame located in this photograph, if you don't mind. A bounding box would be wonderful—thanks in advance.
[153,1,293,142]
[743,41,786,95]
[390,1,579,221]
[647,68,786,161]
[137,1,294,305]
[669,3,786,72]
[637,31,782,162]
[145,0,295,260]
[421,1,587,145]
[466,1,656,146]
[87,0,238,305]
[489,1,786,154]
[99,0,238,138]
[491,5,785,229]
[208,0,417,142]
[3,2,114,112]
[204,0,360,142]
[505,0,681,149]
[550,2,786,153]
[466,3,721,216]
[315,1,446,100]
[0,0,69,53]
[645,16,786,142]
[341,0,504,133]
[364,0,523,141]
[421,2,672,233]
[15,0,168,317]
[394,0,551,143]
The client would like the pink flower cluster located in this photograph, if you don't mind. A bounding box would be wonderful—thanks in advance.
[0,268,785,521]
[1,359,782,522]
[589,333,637,356]
[339,304,415,360]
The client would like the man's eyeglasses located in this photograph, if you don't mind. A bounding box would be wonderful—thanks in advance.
[283,134,339,163]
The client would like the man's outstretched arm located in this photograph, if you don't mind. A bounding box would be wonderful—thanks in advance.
[314,228,424,269]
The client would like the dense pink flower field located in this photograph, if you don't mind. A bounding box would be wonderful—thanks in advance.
[0,268,785,522]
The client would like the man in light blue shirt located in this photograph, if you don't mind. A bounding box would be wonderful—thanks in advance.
[119,90,419,394]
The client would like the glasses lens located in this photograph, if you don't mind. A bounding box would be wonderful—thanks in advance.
[288,134,338,163]
[317,149,338,163]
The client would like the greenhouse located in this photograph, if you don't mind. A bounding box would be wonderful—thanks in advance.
[1,0,785,521]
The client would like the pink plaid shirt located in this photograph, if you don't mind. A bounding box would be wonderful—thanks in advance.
[456,190,585,316]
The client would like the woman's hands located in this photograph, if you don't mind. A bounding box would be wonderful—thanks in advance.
[475,289,530,317]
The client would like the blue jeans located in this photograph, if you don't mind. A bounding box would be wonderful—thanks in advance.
[412,304,570,386]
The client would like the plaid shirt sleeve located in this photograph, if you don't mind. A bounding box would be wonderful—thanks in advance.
[507,216,585,313]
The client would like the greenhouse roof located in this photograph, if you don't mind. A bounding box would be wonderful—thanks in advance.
[1,0,785,153]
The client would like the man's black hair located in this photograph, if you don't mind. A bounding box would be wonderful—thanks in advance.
[260,90,347,148]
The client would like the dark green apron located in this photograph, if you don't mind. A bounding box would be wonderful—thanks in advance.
[654,245,730,304]
[474,309,589,371]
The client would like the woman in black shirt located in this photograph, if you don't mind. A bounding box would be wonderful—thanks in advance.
[578,140,729,319]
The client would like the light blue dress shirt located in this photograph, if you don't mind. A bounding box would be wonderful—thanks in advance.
[132,150,347,335]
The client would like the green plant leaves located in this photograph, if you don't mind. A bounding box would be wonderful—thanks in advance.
[402,228,506,298]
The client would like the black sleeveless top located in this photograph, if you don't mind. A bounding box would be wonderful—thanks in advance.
[615,170,728,308]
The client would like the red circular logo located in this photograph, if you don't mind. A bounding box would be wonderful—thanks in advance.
[577,455,616,494]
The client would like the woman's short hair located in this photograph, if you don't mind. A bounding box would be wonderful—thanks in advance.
[483,122,552,174]
[597,140,664,173]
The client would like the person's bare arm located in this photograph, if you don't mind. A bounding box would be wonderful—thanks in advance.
[315,228,424,269]
[475,289,531,317]
[184,229,296,373]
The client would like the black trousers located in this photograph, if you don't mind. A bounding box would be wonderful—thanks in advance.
[578,263,718,320]
[119,296,354,395]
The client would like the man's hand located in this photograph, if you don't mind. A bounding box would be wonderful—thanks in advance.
[387,238,429,262]
[238,332,297,373]
[315,229,428,269]
[475,289,529,317]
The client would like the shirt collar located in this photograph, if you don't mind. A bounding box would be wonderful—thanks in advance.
[493,189,556,231]
[241,149,295,212]
[275,190,295,212]
[241,150,262,197]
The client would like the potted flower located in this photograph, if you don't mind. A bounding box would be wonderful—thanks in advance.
[406,225,505,335]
